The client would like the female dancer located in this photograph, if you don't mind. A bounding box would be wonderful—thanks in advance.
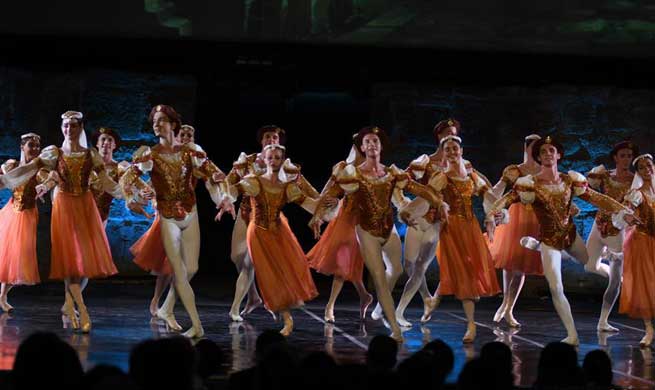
[395,119,459,327]
[487,136,631,345]
[613,153,655,347]
[218,144,319,335]
[585,141,636,332]
[130,124,198,316]
[490,134,542,328]
[308,137,373,323]
[121,105,228,338]
[225,126,317,322]
[421,135,500,343]
[0,133,53,311]
[310,126,444,342]
[0,111,124,332]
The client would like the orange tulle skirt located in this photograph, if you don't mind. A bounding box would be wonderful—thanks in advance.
[247,218,318,312]
[619,230,655,319]
[489,203,543,275]
[308,200,363,282]
[50,191,118,280]
[437,216,501,300]
[130,215,172,276]
[0,199,40,285]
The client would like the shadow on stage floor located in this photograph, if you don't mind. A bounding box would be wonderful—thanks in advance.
[0,277,652,389]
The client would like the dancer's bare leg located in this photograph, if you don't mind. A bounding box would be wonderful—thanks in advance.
[371,227,403,321]
[353,279,373,320]
[356,226,402,341]
[150,274,173,317]
[324,277,344,323]
[462,299,476,343]
[0,284,14,312]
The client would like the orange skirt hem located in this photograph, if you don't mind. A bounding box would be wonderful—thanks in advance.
[0,199,40,285]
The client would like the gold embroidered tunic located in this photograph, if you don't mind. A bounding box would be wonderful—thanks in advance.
[489,171,630,250]
[586,165,633,238]
[0,160,49,212]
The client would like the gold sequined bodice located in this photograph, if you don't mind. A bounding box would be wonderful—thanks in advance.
[594,174,632,237]
[250,179,288,229]
[352,169,396,239]
[57,149,94,195]
[12,174,39,211]
[635,191,655,237]
[92,161,119,221]
[531,174,576,249]
[442,175,476,220]
[150,148,197,219]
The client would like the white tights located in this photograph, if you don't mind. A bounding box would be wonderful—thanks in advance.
[540,233,589,344]
[395,222,439,325]
[585,222,624,329]
[229,211,262,319]
[356,225,403,338]
[158,209,202,331]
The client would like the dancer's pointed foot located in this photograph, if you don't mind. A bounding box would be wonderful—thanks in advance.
[0,300,14,313]
[156,309,182,332]
[390,330,404,343]
[359,293,373,321]
[324,306,335,323]
[422,296,441,323]
[395,312,412,328]
[463,323,476,344]
[182,325,205,339]
[561,335,579,346]
[520,236,541,251]
[149,301,159,317]
[62,303,80,330]
[371,303,383,321]
[505,312,521,328]
[597,321,619,332]
[78,305,91,334]
[493,303,507,323]
[280,315,293,336]
[229,311,244,322]
[240,298,263,317]
[639,329,653,347]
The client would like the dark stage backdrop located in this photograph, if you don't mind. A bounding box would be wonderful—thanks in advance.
[1,35,654,295]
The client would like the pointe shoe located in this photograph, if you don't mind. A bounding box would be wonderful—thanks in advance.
[370,303,383,321]
[504,312,521,328]
[463,323,477,344]
[561,335,579,346]
[359,293,373,321]
[156,309,182,332]
[240,298,263,317]
[520,236,541,251]
[597,321,619,332]
[639,330,653,347]
[0,301,14,313]
[182,326,205,339]
[324,308,335,323]
[230,312,244,322]
[62,303,80,330]
[395,312,412,328]
[493,304,507,323]
[421,296,441,323]
[78,305,92,334]
[280,316,294,336]
[149,302,159,317]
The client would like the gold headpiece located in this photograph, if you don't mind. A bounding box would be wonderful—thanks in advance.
[21,132,40,141]
[156,105,162,112]
[61,111,83,120]
[372,127,380,134]
[633,153,653,167]
[447,119,454,126]
[545,136,553,144]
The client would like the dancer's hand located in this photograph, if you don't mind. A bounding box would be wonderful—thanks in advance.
[399,209,418,227]
[215,199,236,221]
[212,171,226,183]
[493,211,505,225]
[321,196,338,209]
[624,213,642,226]
[486,220,495,243]
[439,203,449,225]
[139,187,155,201]
[35,184,49,201]
[570,203,580,217]
[309,218,323,239]
[128,202,153,219]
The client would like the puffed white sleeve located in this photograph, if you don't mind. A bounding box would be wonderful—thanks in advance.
[0,146,59,190]
[90,148,123,199]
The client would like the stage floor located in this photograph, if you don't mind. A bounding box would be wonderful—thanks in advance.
[0,279,652,389]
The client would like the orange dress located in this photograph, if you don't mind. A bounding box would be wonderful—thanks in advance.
[240,175,318,312]
[435,172,501,299]
[130,214,172,275]
[619,189,655,319]
[308,161,363,282]
[0,162,48,285]
[489,165,543,275]
[46,147,119,279]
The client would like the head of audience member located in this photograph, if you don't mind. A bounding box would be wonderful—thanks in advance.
[456,358,485,390]
[129,337,195,390]
[255,329,287,362]
[397,350,438,388]
[480,341,514,389]
[366,335,398,373]
[12,332,83,390]
[299,351,338,390]
[195,338,225,380]
[535,342,584,389]
[422,338,455,385]
[257,342,300,390]
[583,349,613,390]
[83,364,136,390]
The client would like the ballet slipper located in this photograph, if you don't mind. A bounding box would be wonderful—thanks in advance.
[280,313,293,336]
[422,295,441,323]
[561,335,579,346]
[597,321,619,332]
[324,306,335,323]
[371,303,383,320]
[156,308,182,332]
[493,303,507,323]
[462,323,476,344]
[240,298,263,317]
[395,311,412,328]
[520,236,541,251]
[78,304,91,334]
[182,326,205,339]
[504,311,521,328]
